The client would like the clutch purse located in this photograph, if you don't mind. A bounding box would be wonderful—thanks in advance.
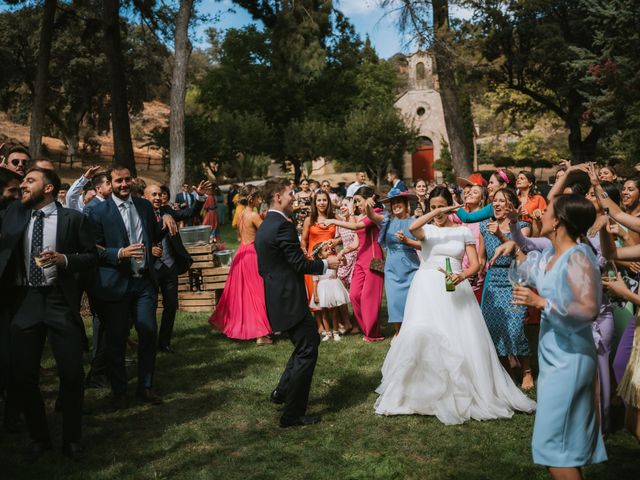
[368,230,385,273]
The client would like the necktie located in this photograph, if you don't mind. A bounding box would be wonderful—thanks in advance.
[155,209,161,223]
[29,210,46,286]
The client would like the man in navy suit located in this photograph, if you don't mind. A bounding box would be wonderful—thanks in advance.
[87,165,176,408]
[387,168,408,197]
[255,179,340,427]
[175,183,196,226]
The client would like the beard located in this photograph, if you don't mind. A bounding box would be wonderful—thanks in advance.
[22,189,46,208]
[0,196,18,211]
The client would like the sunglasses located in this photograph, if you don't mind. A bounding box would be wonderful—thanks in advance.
[10,158,26,166]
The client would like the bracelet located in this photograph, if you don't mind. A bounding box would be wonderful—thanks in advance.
[600,191,609,199]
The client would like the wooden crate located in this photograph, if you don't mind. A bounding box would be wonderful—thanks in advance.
[174,243,230,312]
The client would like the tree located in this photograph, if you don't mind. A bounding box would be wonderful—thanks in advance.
[464,0,605,163]
[102,0,136,173]
[380,0,475,177]
[169,0,195,204]
[333,106,419,185]
[28,0,57,158]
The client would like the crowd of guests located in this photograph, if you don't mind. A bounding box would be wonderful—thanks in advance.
[2,140,640,476]
[0,144,216,462]
[211,164,640,479]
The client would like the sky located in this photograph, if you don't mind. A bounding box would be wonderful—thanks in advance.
[195,0,469,59]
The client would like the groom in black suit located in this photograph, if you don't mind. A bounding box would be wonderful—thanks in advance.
[255,179,340,427]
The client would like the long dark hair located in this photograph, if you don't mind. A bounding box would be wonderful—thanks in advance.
[353,186,379,215]
[599,181,621,205]
[427,185,453,206]
[518,170,539,196]
[553,194,597,245]
[309,191,335,224]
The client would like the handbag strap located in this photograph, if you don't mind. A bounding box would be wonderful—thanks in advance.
[370,228,377,259]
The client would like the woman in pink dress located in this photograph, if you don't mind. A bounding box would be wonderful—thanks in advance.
[323,186,384,342]
[209,185,272,345]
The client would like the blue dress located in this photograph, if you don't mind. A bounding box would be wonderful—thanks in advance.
[480,220,530,356]
[522,245,607,467]
[379,214,420,324]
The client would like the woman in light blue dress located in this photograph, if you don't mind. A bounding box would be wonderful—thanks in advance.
[364,191,421,339]
[512,194,606,479]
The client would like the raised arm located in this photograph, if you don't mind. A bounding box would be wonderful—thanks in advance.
[455,203,493,223]
[410,205,459,240]
[364,199,385,225]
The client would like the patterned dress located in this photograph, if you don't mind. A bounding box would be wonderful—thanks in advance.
[480,220,530,356]
[336,226,357,288]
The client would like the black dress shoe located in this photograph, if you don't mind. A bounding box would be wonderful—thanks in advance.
[270,389,285,405]
[158,345,175,354]
[111,394,129,411]
[279,415,321,428]
[62,442,85,461]
[136,388,163,405]
[24,441,52,463]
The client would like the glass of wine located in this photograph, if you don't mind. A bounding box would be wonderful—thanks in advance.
[508,260,529,311]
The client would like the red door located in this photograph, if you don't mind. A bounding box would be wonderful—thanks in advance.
[412,145,434,181]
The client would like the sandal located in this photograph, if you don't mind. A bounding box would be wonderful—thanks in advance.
[521,369,535,391]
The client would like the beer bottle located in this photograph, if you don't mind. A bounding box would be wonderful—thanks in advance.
[445,258,455,292]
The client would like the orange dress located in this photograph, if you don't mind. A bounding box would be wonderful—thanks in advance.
[520,194,547,225]
[304,223,337,309]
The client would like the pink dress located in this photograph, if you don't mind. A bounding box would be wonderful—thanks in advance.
[336,226,357,288]
[208,214,271,339]
[350,212,384,341]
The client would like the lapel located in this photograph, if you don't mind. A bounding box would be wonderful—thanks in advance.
[107,196,130,245]
[55,203,70,251]
[132,197,150,245]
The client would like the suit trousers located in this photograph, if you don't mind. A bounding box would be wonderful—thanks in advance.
[99,276,158,395]
[86,293,108,380]
[0,305,20,422]
[156,264,179,349]
[276,313,320,421]
[10,287,84,444]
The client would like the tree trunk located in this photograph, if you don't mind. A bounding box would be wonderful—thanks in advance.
[29,0,57,158]
[102,0,136,175]
[567,114,601,164]
[169,0,194,200]
[432,0,473,177]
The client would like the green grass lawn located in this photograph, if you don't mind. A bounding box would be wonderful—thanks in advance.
[1,311,638,480]
[1,224,638,478]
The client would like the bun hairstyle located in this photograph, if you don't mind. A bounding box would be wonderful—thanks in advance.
[353,185,381,214]
[427,185,453,206]
[494,168,516,187]
[240,184,261,206]
[494,187,520,208]
[553,194,597,251]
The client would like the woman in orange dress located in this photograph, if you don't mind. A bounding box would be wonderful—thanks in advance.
[516,171,547,236]
[301,191,337,341]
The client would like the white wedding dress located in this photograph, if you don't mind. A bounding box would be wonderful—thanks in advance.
[374,224,536,425]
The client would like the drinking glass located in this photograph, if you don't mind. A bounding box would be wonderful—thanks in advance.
[509,260,529,311]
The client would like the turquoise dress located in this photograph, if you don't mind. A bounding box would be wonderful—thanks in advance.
[480,220,530,356]
[522,244,607,467]
[379,214,420,324]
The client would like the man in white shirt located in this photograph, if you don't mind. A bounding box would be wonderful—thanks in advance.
[0,167,96,461]
[345,171,368,198]
[66,165,102,211]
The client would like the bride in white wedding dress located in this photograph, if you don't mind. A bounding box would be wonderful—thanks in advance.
[374,186,536,425]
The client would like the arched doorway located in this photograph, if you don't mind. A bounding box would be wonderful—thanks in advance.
[411,137,434,181]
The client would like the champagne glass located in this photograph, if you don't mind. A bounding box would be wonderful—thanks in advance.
[132,244,146,272]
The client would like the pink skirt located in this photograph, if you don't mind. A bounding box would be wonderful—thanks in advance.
[209,242,272,339]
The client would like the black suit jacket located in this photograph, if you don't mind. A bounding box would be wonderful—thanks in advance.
[254,211,324,332]
[87,195,166,301]
[157,204,193,275]
[0,201,97,326]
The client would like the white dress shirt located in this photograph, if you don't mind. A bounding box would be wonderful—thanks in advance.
[112,194,146,269]
[66,174,90,212]
[23,201,67,285]
[345,181,364,198]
